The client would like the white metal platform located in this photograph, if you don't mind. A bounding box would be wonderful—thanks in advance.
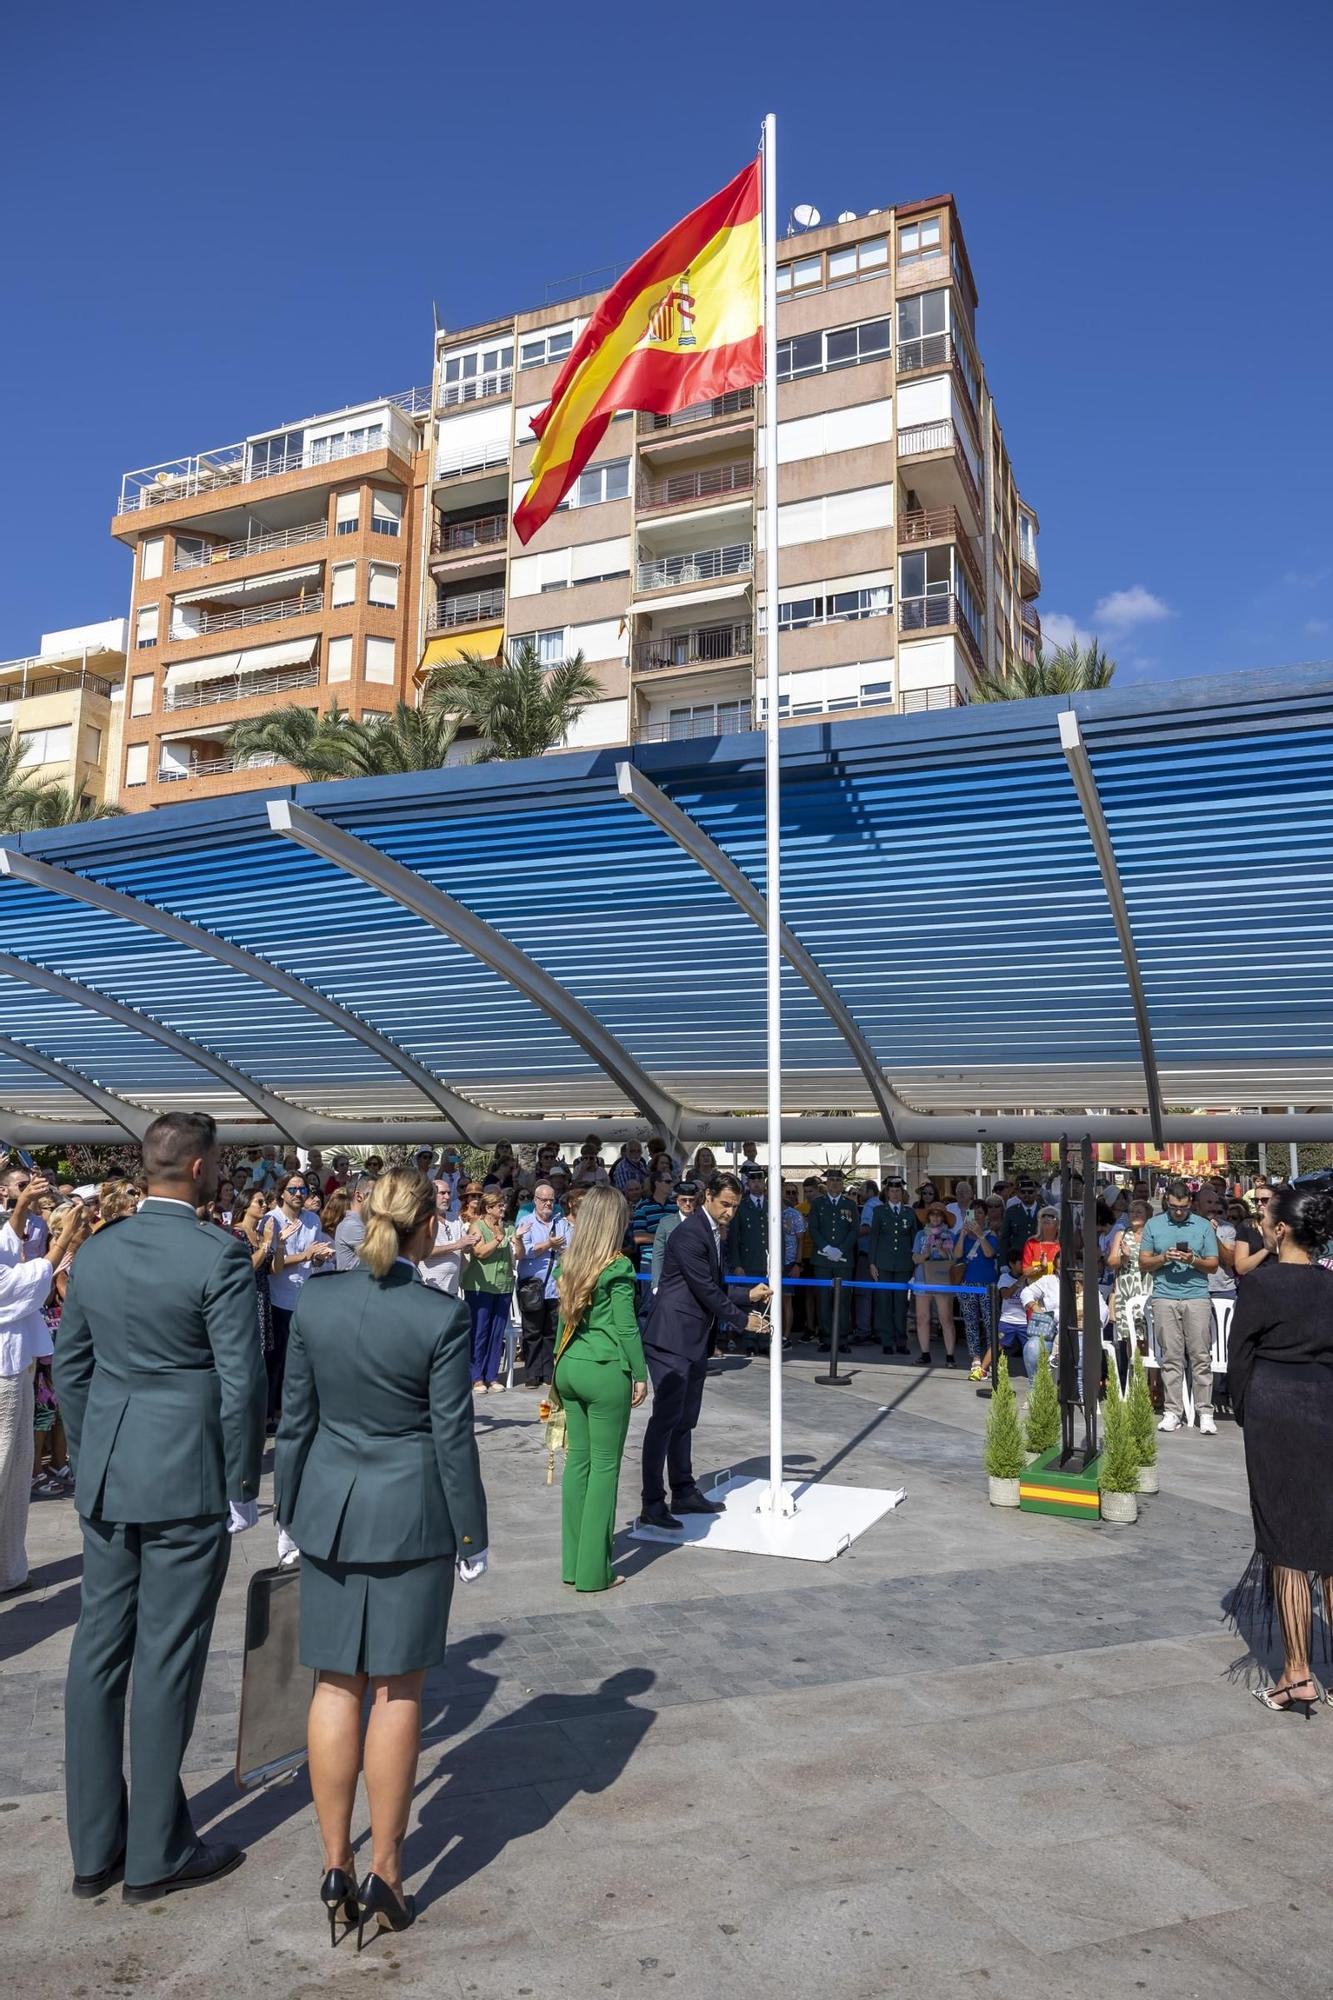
[628,1470,906,1563]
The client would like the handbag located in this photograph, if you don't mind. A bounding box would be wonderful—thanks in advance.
[541,1320,577,1484]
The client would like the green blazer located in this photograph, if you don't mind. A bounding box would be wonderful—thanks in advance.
[809,1193,859,1260]
[557,1256,648,1381]
[729,1195,768,1276]
[274,1263,488,1564]
[868,1201,918,1273]
[55,1199,266,1524]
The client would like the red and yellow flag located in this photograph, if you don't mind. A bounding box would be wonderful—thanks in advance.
[513,160,763,544]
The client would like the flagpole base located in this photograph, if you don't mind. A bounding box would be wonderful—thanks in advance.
[628,1475,905,1563]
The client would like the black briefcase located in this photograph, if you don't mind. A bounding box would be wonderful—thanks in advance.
[234,1563,314,1791]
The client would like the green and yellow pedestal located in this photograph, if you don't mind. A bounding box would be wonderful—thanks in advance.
[1018,1446,1102,1524]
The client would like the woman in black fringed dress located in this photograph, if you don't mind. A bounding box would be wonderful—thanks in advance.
[1229,1179,1333,1715]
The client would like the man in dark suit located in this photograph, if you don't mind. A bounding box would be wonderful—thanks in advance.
[639,1172,771,1531]
[56,1111,267,1904]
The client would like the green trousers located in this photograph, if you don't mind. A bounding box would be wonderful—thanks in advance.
[554,1351,632,1593]
[816,1268,852,1345]
[872,1271,913,1350]
[64,1514,230,1884]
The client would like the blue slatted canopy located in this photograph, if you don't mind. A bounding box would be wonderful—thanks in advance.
[1,664,1330,1146]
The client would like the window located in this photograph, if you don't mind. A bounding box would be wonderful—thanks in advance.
[308,423,384,464]
[368,561,399,609]
[371,490,402,537]
[900,546,953,600]
[140,536,164,580]
[571,457,630,509]
[175,535,208,567]
[775,253,822,297]
[510,536,631,597]
[511,627,565,666]
[898,215,942,261]
[776,318,889,382]
[249,429,303,477]
[335,491,360,536]
[440,340,515,405]
[124,742,149,787]
[84,724,104,763]
[364,635,396,684]
[135,604,159,649]
[130,673,154,717]
[360,708,390,722]
[860,679,893,702]
[327,635,353,683]
[897,289,948,343]
[774,485,893,547]
[828,236,888,286]
[777,582,892,631]
[18,725,71,768]
[773,399,892,463]
[331,562,356,608]
[518,326,575,370]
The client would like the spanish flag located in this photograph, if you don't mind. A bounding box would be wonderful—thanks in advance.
[513,160,763,544]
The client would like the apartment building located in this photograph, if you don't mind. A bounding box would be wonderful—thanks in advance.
[111,392,431,802]
[0,618,127,809]
[427,194,1039,749]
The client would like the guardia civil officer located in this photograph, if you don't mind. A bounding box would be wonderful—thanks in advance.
[808,1167,860,1351]
[868,1177,917,1354]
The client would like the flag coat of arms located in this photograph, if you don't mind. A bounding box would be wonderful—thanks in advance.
[513,160,763,544]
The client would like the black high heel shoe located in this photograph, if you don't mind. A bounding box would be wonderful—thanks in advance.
[357,1871,416,1949]
[320,1867,359,1947]
[1252,1678,1320,1718]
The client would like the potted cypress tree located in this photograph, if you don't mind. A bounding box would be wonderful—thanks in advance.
[1098,1360,1139,1523]
[1127,1348,1159,1494]
[984,1358,1025,1506]
[1022,1343,1060,1459]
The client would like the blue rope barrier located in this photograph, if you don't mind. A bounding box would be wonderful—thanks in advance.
[631,1270,992,1297]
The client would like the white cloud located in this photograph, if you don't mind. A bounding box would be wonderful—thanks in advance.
[1092,585,1172,631]
[1038,610,1093,652]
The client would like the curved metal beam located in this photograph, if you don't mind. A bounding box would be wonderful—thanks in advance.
[1058,711,1165,1148]
[616,762,908,1146]
[266,801,687,1140]
[0,1034,151,1139]
[0,844,477,1142]
[0,951,311,1143]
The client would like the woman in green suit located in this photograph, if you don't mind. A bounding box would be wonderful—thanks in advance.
[552,1185,648,1592]
[275,1169,488,1947]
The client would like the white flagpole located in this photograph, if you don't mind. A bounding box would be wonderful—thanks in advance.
[760,111,791,1519]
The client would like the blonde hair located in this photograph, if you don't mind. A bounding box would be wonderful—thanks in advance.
[359,1167,435,1279]
[98,1181,140,1224]
[555,1184,626,1336]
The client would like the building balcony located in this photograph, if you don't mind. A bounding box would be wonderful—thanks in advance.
[635,542,753,593]
[1020,599,1041,638]
[637,461,754,514]
[427,585,505,633]
[632,621,753,674]
[431,513,508,564]
[896,419,982,517]
[898,507,984,598]
[899,593,985,675]
[437,369,513,412]
[173,520,327,570]
[637,389,756,438]
[0,661,115,702]
[636,703,752,744]
[901,683,967,713]
[119,422,413,516]
[185,589,324,637]
[896,331,957,376]
[161,662,319,713]
[433,437,511,488]
[158,750,282,783]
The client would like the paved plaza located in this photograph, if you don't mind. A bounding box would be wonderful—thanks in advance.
[5,1346,1332,2000]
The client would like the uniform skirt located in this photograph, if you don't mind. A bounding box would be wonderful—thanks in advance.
[299,1550,455,1677]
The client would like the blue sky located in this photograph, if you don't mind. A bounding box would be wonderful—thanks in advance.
[4,0,1330,682]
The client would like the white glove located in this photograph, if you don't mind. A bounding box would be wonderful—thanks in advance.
[276,1524,301,1568]
[227,1500,259,1534]
[458,1549,489,1582]
[819,1245,845,1262]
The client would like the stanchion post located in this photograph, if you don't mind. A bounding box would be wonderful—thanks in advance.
[814,1277,850,1387]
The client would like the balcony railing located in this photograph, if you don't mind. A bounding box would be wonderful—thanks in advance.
[899,505,967,546]
[428,585,505,632]
[896,420,982,512]
[387,387,433,417]
[0,666,115,701]
[1020,599,1041,634]
[901,683,967,712]
[157,751,281,782]
[432,513,508,559]
[438,369,513,411]
[1019,535,1041,583]
[173,520,327,570]
[637,461,754,512]
[896,331,956,375]
[635,542,753,591]
[120,427,411,513]
[186,589,324,637]
[900,593,985,674]
[435,438,510,481]
[639,388,755,434]
[162,664,319,712]
[636,705,753,743]
[633,622,753,672]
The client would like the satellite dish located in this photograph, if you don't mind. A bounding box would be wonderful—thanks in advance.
[792,202,821,229]
[837,209,857,223]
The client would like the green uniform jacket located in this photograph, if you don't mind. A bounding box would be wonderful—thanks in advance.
[55,1200,266,1523]
[729,1195,769,1276]
[557,1256,648,1381]
[274,1264,487,1564]
[809,1194,860,1265]
[867,1202,918,1273]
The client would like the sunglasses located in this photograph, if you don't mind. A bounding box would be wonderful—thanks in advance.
[285,1184,307,1196]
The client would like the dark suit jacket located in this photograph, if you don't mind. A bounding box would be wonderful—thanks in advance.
[274,1264,488,1563]
[55,1199,266,1524]
[643,1207,748,1362]
[999,1203,1041,1272]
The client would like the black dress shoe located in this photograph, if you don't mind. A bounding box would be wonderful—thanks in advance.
[123,1841,245,1903]
[72,1852,125,1898]
[673,1489,725,1516]
[638,1502,683,1531]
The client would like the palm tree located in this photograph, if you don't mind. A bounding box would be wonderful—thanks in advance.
[422,641,602,761]
[0,733,121,833]
[225,699,461,782]
[972,638,1117,703]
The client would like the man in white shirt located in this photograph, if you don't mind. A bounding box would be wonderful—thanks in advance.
[0,1163,49,1263]
[418,1178,469,1297]
[1,1187,84,1596]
